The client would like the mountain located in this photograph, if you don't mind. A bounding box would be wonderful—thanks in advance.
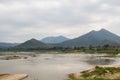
[14,38,51,50]
[41,36,69,44]
[58,29,120,47]
[0,42,19,48]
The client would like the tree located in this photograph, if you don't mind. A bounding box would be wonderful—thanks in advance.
[103,44,110,50]
[89,45,93,50]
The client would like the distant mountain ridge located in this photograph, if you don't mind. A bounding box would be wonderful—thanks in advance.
[14,38,51,50]
[58,29,120,47]
[1,29,120,49]
[0,42,19,48]
[41,36,69,44]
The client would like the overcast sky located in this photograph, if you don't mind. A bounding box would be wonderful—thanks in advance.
[0,0,120,43]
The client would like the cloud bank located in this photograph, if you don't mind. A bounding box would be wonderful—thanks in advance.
[0,0,120,42]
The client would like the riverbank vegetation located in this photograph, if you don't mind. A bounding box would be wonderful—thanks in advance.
[0,44,120,54]
[67,78,120,80]
[68,66,120,80]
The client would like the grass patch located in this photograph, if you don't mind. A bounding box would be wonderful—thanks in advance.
[67,78,120,80]
[68,66,120,80]
[81,66,120,78]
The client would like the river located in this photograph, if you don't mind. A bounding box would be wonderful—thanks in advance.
[0,52,120,80]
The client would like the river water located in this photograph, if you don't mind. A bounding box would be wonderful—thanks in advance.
[0,52,120,80]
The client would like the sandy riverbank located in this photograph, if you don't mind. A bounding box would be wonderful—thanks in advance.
[0,74,28,80]
[0,55,28,60]
[68,66,120,79]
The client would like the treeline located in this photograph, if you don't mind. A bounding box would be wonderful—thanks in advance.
[71,44,120,54]
[0,44,120,54]
[73,44,120,50]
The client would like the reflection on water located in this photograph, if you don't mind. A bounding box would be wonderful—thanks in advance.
[0,52,120,80]
[85,56,115,65]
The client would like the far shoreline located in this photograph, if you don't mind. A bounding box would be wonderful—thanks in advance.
[0,50,120,56]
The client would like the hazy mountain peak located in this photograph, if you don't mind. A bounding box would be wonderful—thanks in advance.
[90,30,96,33]
[31,38,36,40]
[29,38,38,41]
[58,35,65,38]
[60,29,120,47]
[15,38,51,50]
[89,28,111,34]
[99,28,109,32]
[41,36,70,44]
[25,38,41,44]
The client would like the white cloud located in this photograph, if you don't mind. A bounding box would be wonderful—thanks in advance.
[0,0,120,42]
